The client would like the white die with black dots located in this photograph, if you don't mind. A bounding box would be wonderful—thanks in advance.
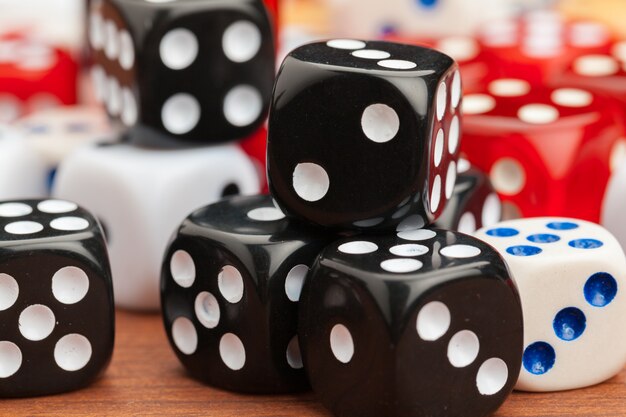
[475,218,626,392]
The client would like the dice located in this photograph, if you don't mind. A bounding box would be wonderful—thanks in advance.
[268,40,461,231]
[88,0,275,143]
[0,199,114,397]
[161,195,334,393]
[462,80,626,222]
[0,33,78,123]
[0,127,50,200]
[298,229,523,416]
[434,159,502,234]
[53,142,260,310]
[475,218,626,391]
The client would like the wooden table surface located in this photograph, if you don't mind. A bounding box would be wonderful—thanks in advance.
[2,310,624,416]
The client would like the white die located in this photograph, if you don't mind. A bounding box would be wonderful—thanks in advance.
[324,0,529,39]
[0,125,50,200]
[53,143,260,310]
[475,218,626,392]
[602,161,626,252]
[16,106,114,166]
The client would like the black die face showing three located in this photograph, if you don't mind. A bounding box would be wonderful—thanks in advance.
[89,0,275,143]
[298,229,523,417]
[268,40,461,231]
[161,195,335,394]
[0,200,114,397]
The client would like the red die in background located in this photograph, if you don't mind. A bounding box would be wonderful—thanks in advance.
[0,33,78,123]
[239,125,269,193]
[462,79,626,222]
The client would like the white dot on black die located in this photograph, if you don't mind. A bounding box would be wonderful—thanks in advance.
[440,244,481,258]
[222,21,261,63]
[352,49,390,59]
[223,85,263,127]
[118,30,135,70]
[170,250,195,288]
[448,116,460,154]
[0,203,32,217]
[50,217,89,232]
[330,324,354,364]
[194,291,220,329]
[326,39,366,50]
[52,266,89,304]
[476,358,509,395]
[430,175,442,213]
[380,258,423,273]
[218,265,244,304]
[37,200,77,214]
[285,264,308,302]
[286,336,303,369]
[121,88,138,126]
[247,207,285,221]
[397,229,437,241]
[0,273,18,311]
[377,59,417,70]
[436,82,447,121]
[361,103,400,143]
[292,163,330,202]
[5,221,43,235]
[219,333,246,370]
[160,28,198,70]
[18,304,55,341]
[451,70,462,109]
[448,330,480,368]
[416,301,451,341]
[434,129,444,167]
[54,334,92,372]
[0,341,22,378]
[389,244,429,257]
[161,93,201,135]
[482,193,502,227]
[171,317,197,355]
[445,162,457,199]
[338,241,378,255]
[458,212,477,234]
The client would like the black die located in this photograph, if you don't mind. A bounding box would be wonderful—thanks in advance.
[435,159,502,234]
[160,195,335,393]
[298,229,523,417]
[268,40,461,231]
[0,200,114,397]
[88,0,275,143]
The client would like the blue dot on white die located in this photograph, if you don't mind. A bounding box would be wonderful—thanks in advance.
[546,221,579,230]
[522,341,556,375]
[584,272,618,307]
[527,234,560,244]
[506,245,542,257]
[486,227,519,237]
[553,307,586,341]
[568,239,603,249]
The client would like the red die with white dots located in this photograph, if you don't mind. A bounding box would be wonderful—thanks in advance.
[556,40,626,104]
[462,79,626,222]
[0,34,78,124]
[478,12,613,83]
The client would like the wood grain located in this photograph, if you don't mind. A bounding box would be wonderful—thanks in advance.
[2,310,624,416]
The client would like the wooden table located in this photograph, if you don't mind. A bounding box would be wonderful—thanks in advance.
[3,310,625,416]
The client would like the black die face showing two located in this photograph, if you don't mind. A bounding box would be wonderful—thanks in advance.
[268,40,461,232]
[298,229,523,417]
[0,200,114,398]
[435,161,502,234]
[89,0,275,143]
[161,195,335,394]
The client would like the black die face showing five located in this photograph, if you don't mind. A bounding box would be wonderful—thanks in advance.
[298,229,523,417]
[161,195,335,394]
[0,200,114,397]
[89,0,275,143]
[435,160,502,235]
[268,40,461,232]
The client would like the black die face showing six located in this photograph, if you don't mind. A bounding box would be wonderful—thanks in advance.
[0,200,114,397]
[298,229,523,417]
[89,0,275,143]
[435,161,502,235]
[268,40,461,232]
[161,195,335,394]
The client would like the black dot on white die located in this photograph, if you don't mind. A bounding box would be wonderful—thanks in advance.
[221,183,240,198]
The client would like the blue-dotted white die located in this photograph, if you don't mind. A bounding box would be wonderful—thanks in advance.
[475,217,626,392]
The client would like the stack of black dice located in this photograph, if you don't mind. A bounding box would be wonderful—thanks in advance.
[161,39,524,417]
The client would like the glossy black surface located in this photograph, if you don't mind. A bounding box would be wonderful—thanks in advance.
[435,165,501,233]
[0,200,114,398]
[90,0,275,144]
[160,195,336,393]
[267,40,459,231]
[299,229,523,417]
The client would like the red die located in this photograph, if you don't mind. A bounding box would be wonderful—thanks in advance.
[239,125,269,193]
[0,34,78,123]
[555,41,626,104]
[478,12,612,83]
[461,78,626,222]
